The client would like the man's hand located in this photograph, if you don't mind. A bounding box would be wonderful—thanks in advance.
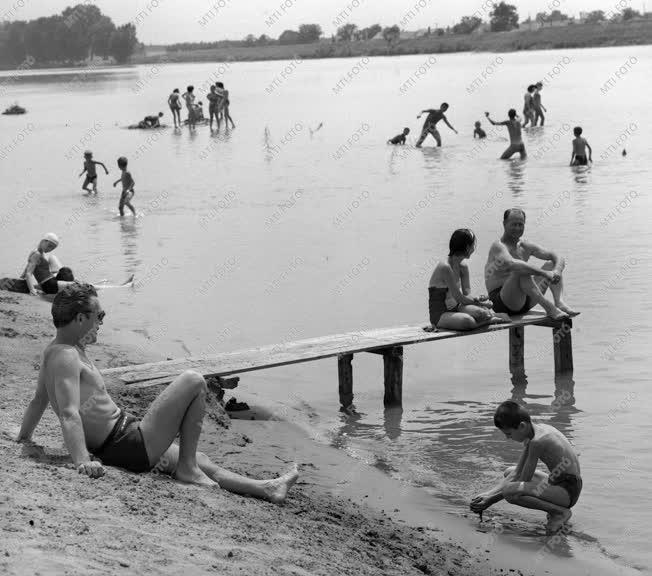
[470,494,492,513]
[544,270,561,284]
[77,461,105,479]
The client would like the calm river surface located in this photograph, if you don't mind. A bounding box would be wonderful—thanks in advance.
[1,46,650,572]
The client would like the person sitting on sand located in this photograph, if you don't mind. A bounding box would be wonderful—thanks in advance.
[426,229,508,332]
[0,233,76,296]
[533,82,547,126]
[192,101,205,122]
[470,401,582,534]
[16,283,299,501]
[473,121,486,139]
[139,112,163,129]
[415,103,457,148]
[484,208,575,320]
[79,150,108,195]
[570,126,593,166]
[485,110,526,160]
[388,127,410,145]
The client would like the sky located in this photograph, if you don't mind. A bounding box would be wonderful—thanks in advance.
[0,0,647,44]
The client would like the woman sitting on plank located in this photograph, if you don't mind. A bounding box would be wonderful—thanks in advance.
[427,229,509,331]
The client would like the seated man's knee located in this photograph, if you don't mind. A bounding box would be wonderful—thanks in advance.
[182,369,207,392]
[456,316,476,331]
[503,465,516,478]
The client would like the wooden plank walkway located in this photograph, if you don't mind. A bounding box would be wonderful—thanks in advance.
[101,312,575,410]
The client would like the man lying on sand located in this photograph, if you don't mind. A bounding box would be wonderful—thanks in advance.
[17,283,299,502]
[470,401,582,534]
[484,208,575,320]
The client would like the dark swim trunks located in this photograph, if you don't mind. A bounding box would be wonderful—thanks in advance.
[489,287,532,316]
[572,155,588,166]
[428,286,459,326]
[92,410,151,473]
[549,473,582,507]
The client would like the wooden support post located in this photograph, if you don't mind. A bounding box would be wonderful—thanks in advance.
[338,353,354,410]
[509,326,527,386]
[552,320,574,376]
[383,346,403,408]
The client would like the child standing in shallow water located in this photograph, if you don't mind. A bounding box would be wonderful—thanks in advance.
[79,150,108,194]
[570,126,593,165]
[113,156,136,217]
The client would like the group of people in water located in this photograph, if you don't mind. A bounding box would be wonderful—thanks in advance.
[167,83,235,131]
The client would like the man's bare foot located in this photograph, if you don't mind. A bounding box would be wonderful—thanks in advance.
[489,313,511,324]
[174,463,218,487]
[262,463,299,504]
[546,306,569,321]
[546,509,571,534]
[556,303,577,315]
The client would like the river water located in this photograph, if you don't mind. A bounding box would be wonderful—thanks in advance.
[0,45,650,572]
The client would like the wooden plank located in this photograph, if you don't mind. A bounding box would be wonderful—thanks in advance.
[338,354,354,410]
[383,347,403,408]
[102,312,574,388]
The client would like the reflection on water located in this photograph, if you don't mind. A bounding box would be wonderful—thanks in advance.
[119,218,140,269]
[505,159,526,197]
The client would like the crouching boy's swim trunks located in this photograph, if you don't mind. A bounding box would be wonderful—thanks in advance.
[92,409,151,473]
[549,473,582,508]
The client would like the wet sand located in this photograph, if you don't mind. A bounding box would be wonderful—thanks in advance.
[0,292,638,575]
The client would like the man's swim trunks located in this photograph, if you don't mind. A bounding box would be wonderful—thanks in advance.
[428,286,459,326]
[92,410,151,473]
[488,287,532,316]
[572,155,588,165]
[549,473,582,507]
[83,175,97,187]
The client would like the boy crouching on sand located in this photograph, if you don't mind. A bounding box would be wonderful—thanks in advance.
[113,156,136,217]
[470,401,582,534]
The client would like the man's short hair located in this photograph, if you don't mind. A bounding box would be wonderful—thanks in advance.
[52,282,97,328]
[494,400,531,429]
[503,208,526,222]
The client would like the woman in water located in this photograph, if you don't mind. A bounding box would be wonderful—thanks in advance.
[182,86,196,130]
[168,88,182,128]
[427,229,508,331]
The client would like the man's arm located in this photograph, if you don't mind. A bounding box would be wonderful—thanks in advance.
[443,116,458,134]
[522,241,562,275]
[95,161,109,174]
[485,113,507,126]
[492,242,553,279]
[586,139,593,162]
[17,377,49,441]
[417,109,434,118]
[24,253,40,295]
[516,439,541,482]
[51,349,104,478]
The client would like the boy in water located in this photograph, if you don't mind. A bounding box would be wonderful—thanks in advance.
[112,157,136,217]
[415,102,458,147]
[79,151,108,195]
[522,85,536,128]
[207,85,219,130]
[216,82,235,129]
[470,401,582,534]
[182,86,196,129]
[533,82,547,126]
[473,121,486,139]
[388,127,410,145]
[570,126,593,166]
[485,110,526,160]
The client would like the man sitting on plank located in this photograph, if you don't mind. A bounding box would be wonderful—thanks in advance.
[484,208,575,320]
[17,282,298,502]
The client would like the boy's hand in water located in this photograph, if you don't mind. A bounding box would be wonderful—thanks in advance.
[470,494,491,513]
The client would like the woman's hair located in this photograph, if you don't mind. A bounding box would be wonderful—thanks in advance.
[494,400,531,430]
[448,228,476,257]
[51,282,97,328]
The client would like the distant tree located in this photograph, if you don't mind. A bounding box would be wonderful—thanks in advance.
[359,23,382,40]
[336,23,358,42]
[622,7,641,20]
[585,10,605,23]
[257,34,271,45]
[278,29,301,44]
[452,15,483,34]
[297,23,322,43]
[490,2,519,32]
[243,34,256,46]
[549,9,569,21]
[535,11,548,24]
[109,23,138,63]
[382,25,400,46]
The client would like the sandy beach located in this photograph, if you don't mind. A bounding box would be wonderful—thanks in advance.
[1,292,641,576]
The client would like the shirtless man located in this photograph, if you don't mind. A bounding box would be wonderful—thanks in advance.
[533,82,547,126]
[485,110,527,160]
[471,401,582,534]
[17,283,299,502]
[522,85,536,128]
[415,103,458,147]
[484,208,575,320]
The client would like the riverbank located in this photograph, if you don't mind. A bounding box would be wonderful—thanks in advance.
[132,20,652,65]
[0,291,641,575]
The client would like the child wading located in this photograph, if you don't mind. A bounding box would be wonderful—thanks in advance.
[113,156,136,217]
[388,127,410,145]
[79,150,108,194]
[470,401,582,534]
[570,127,593,166]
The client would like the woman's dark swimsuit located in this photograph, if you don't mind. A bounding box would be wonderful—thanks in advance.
[1,268,72,294]
[428,286,459,326]
[488,287,532,315]
[91,409,151,473]
[549,473,582,507]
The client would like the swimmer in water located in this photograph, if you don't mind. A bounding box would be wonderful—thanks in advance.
[79,151,108,195]
[570,126,593,166]
[113,156,136,217]
[473,121,487,139]
[415,103,458,147]
[522,85,536,128]
[533,82,547,126]
[485,110,526,160]
[388,127,410,145]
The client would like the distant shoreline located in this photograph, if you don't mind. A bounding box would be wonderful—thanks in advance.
[1,20,651,73]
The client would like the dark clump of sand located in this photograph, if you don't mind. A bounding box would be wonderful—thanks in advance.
[0,292,507,575]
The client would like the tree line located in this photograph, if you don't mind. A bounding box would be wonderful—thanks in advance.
[0,4,138,66]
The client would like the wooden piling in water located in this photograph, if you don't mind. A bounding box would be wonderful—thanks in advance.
[509,326,527,385]
[553,320,574,375]
[338,353,354,410]
[383,346,403,408]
